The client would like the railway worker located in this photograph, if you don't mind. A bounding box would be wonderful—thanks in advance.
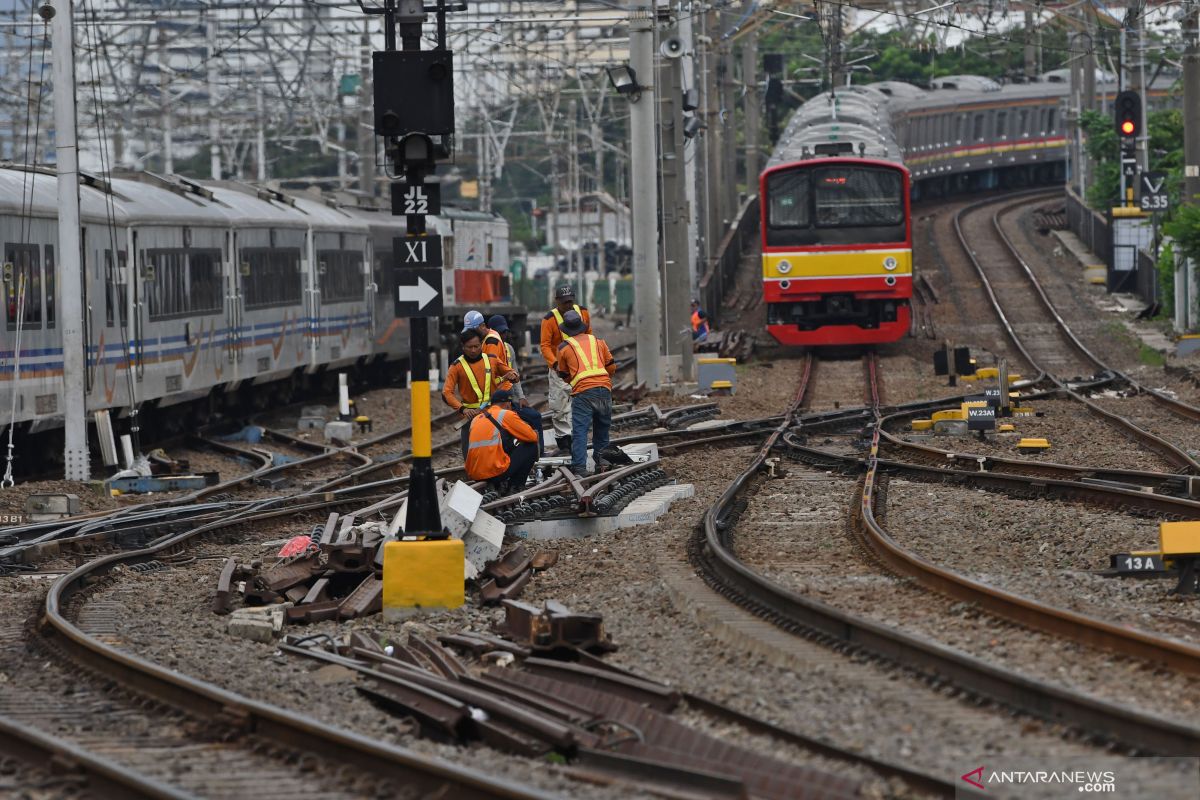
[464,389,539,496]
[540,284,591,454]
[691,298,710,343]
[442,328,518,457]
[489,314,546,456]
[555,310,616,476]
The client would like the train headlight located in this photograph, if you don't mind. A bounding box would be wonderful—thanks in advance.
[883,257,898,271]
[777,260,792,274]
[779,280,791,291]
[885,276,897,287]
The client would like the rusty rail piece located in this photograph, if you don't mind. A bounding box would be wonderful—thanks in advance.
[956,192,1200,473]
[41,515,556,798]
[0,715,196,799]
[694,352,1200,757]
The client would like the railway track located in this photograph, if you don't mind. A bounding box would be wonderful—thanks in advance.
[955,192,1200,473]
[691,349,1200,763]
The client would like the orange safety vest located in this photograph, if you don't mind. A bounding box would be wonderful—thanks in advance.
[692,309,702,332]
[466,408,511,479]
[456,353,493,408]
[562,334,609,388]
[551,304,583,327]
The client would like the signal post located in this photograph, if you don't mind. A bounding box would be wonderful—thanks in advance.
[362,0,461,537]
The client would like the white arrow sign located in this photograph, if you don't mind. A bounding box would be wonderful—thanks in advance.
[397,276,439,309]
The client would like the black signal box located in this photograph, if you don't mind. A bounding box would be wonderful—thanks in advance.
[373,50,455,138]
[953,347,973,375]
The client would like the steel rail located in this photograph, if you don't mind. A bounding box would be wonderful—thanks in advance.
[39,495,554,799]
[0,715,197,799]
[956,192,1200,472]
[695,351,1200,758]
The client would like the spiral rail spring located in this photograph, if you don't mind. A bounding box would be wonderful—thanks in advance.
[490,467,672,524]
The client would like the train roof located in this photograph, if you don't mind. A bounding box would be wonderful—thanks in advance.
[202,182,312,228]
[0,167,127,224]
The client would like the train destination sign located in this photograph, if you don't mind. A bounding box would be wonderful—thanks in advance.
[395,268,444,317]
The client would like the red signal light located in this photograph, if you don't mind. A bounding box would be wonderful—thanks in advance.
[1121,120,1135,135]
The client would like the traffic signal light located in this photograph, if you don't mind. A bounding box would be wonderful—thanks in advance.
[1114,90,1140,142]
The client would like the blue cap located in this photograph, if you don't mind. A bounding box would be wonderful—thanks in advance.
[560,309,586,336]
[489,389,513,404]
[487,314,509,333]
[462,310,485,332]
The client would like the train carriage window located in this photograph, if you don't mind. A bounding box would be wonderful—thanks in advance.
[973,113,985,142]
[4,243,42,330]
[243,248,302,309]
[146,248,222,320]
[1045,107,1057,133]
[996,111,1008,140]
[766,170,811,228]
[316,250,365,303]
[1018,109,1030,137]
[103,250,128,328]
[188,251,222,315]
[814,168,904,228]
[955,115,966,143]
[44,245,54,328]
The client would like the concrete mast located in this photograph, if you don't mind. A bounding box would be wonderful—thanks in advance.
[51,0,89,480]
[629,0,660,388]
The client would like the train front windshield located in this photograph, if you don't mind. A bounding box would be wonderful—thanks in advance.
[766,165,906,247]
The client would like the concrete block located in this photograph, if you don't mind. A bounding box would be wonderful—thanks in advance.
[298,416,327,431]
[933,420,968,435]
[301,405,328,419]
[618,443,658,463]
[509,483,694,540]
[324,420,354,442]
[686,419,734,432]
[382,539,464,617]
[441,481,482,540]
[697,358,737,393]
[228,616,276,643]
[463,510,505,574]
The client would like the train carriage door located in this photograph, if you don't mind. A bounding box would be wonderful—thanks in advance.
[306,229,320,365]
[132,231,144,379]
[229,230,244,365]
[364,237,376,337]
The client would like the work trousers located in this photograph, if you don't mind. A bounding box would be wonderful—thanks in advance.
[547,369,572,437]
[570,387,612,474]
[492,441,538,494]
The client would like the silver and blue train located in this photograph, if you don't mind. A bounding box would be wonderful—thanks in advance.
[0,167,510,439]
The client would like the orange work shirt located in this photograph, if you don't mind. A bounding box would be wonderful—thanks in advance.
[441,353,513,411]
[481,329,507,363]
[465,407,538,480]
[556,333,615,395]
[540,304,591,368]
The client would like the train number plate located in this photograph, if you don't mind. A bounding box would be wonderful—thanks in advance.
[1111,553,1164,573]
[0,513,25,526]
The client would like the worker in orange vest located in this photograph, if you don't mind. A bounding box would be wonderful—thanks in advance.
[540,284,591,454]
[691,298,709,343]
[555,310,616,475]
[464,390,539,495]
[442,328,517,457]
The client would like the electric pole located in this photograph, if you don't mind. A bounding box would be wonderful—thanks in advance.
[50,0,89,480]
[660,24,692,382]
[629,0,661,389]
[742,32,760,186]
[1185,0,1200,206]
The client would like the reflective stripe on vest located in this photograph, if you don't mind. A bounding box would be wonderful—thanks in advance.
[457,353,492,408]
[468,409,506,450]
[551,304,583,327]
[563,334,608,388]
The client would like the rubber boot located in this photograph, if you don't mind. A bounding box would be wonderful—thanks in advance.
[555,435,573,455]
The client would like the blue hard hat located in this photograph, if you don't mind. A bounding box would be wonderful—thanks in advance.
[462,310,485,332]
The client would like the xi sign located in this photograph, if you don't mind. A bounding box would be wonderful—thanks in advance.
[1139,171,1169,213]
[392,181,441,217]
[395,235,443,268]
[395,268,443,318]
